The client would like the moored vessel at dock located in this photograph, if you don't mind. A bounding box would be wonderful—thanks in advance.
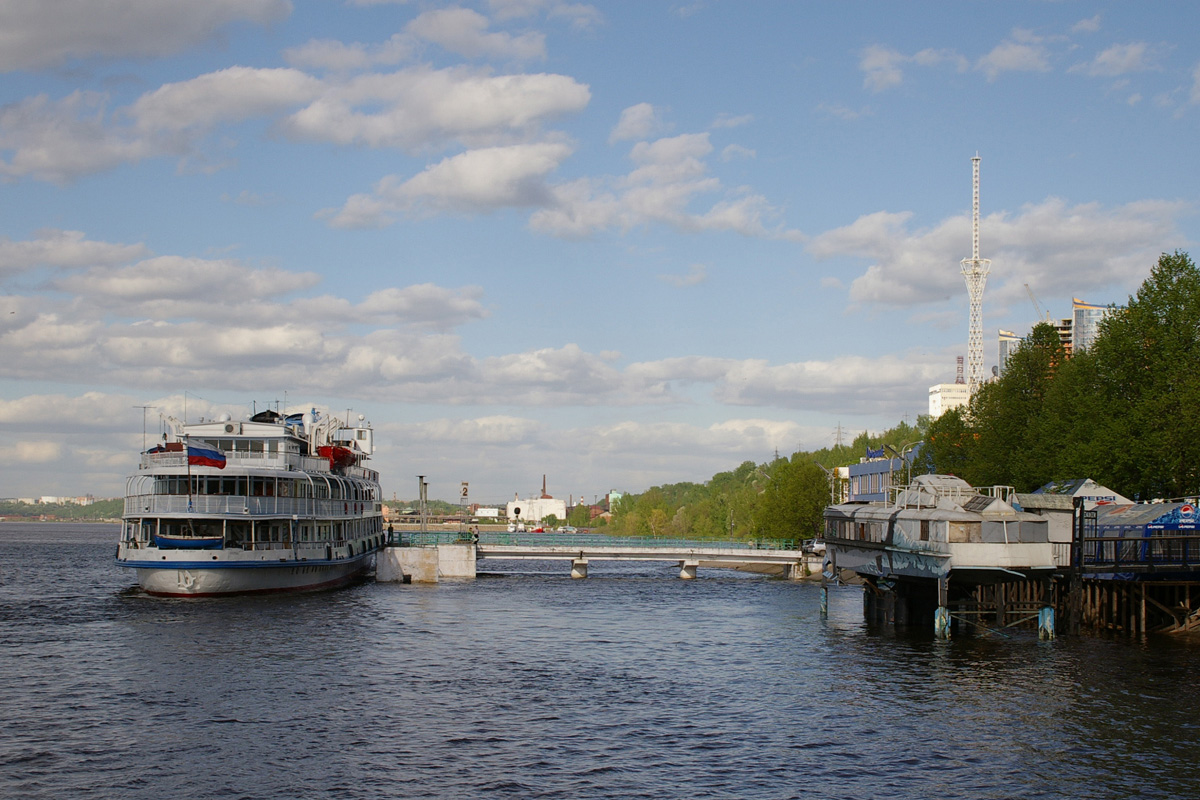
[822,474,1059,637]
[116,406,384,597]
[822,474,1057,584]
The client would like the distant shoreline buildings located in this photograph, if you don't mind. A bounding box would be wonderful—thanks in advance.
[9,495,97,506]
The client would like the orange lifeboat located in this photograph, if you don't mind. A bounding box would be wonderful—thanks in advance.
[317,445,357,469]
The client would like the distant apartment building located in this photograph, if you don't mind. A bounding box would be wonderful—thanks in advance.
[995,297,1115,374]
[997,329,1020,376]
[1071,297,1113,353]
[928,383,970,418]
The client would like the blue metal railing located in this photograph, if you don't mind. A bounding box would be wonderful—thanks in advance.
[387,530,807,551]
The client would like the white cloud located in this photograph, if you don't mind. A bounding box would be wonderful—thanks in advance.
[284,34,414,72]
[131,68,324,133]
[2,64,590,183]
[711,113,753,129]
[0,231,496,393]
[0,440,63,464]
[860,45,967,92]
[721,144,755,161]
[397,415,543,445]
[609,102,668,143]
[530,132,802,240]
[1072,15,1102,34]
[281,67,590,150]
[1192,62,1200,105]
[860,45,906,92]
[55,256,321,304]
[357,284,488,329]
[487,0,602,31]
[407,7,546,60]
[0,229,149,277]
[322,141,574,227]
[817,103,870,121]
[0,0,291,72]
[0,392,139,431]
[977,37,1051,81]
[810,198,1189,310]
[0,92,166,184]
[1069,42,1159,78]
[658,263,707,287]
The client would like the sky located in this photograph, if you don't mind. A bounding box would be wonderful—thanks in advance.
[2,1,1198,505]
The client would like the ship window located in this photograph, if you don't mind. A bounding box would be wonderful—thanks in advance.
[920,520,930,541]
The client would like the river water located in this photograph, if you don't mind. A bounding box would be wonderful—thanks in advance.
[2,522,1198,800]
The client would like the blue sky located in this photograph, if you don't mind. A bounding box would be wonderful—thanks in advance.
[2,1,1197,504]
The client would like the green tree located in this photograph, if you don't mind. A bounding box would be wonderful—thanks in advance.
[567,504,593,527]
[918,406,973,480]
[1030,347,1107,481]
[751,456,830,541]
[967,322,1065,490]
[1089,250,1200,499]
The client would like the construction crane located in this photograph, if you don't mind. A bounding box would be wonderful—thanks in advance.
[1024,283,1051,322]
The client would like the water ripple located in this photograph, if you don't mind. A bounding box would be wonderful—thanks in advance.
[3,524,1200,799]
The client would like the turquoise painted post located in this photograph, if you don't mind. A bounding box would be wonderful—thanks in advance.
[935,576,951,639]
[1038,606,1056,640]
[820,584,828,617]
[934,607,951,639]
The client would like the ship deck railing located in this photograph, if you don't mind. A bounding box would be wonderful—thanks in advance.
[888,483,1016,509]
[139,451,378,483]
[121,538,376,552]
[125,494,380,519]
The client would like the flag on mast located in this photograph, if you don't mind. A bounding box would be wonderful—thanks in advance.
[187,442,227,469]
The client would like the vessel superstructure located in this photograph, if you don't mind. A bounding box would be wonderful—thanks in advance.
[823,474,1056,584]
[116,407,384,597]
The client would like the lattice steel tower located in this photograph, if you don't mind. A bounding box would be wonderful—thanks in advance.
[960,154,991,396]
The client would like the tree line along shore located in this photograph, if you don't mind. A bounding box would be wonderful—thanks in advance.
[603,251,1200,542]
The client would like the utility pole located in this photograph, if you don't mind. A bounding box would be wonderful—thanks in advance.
[417,475,428,534]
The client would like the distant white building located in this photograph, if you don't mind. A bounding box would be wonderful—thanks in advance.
[997,329,1021,376]
[35,495,95,506]
[928,383,970,418]
[506,476,567,523]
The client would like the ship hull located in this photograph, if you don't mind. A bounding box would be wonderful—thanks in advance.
[127,552,374,597]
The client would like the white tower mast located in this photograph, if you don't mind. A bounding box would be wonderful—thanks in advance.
[960,154,991,397]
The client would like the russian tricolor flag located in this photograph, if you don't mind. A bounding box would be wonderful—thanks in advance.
[187,442,227,469]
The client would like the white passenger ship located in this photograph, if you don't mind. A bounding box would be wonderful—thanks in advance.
[116,407,385,597]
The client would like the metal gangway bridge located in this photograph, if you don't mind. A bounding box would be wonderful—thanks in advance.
[381,530,821,582]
